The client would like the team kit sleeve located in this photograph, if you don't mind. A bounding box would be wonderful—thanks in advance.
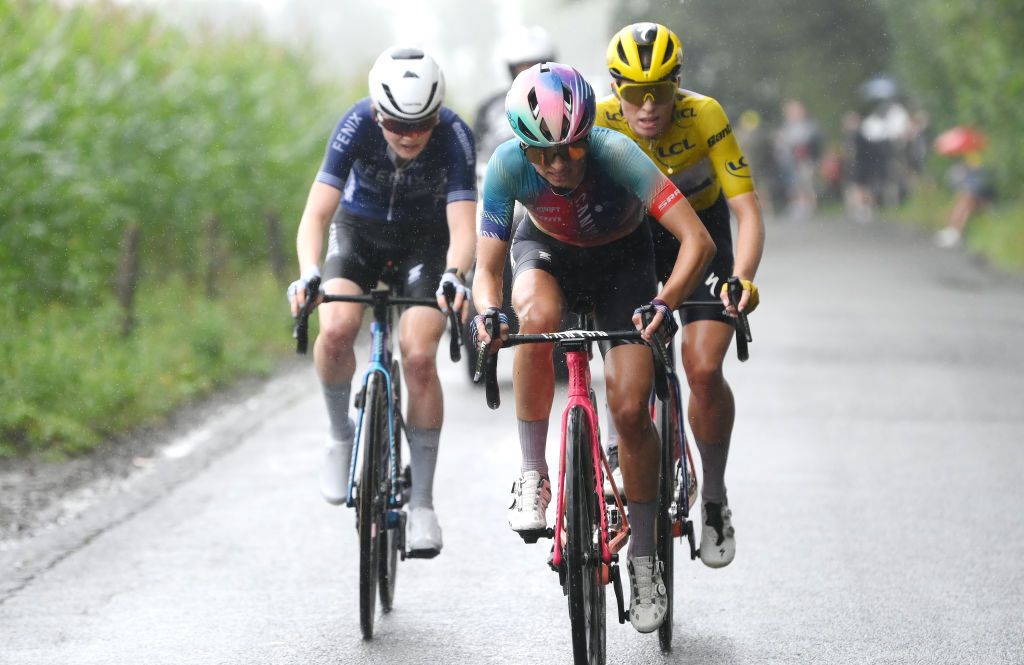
[443,112,478,203]
[592,128,685,221]
[315,100,370,191]
[698,98,756,198]
[478,141,521,241]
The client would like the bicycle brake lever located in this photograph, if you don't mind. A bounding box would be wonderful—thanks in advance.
[293,275,322,355]
[442,281,462,363]
[725,277,751,362]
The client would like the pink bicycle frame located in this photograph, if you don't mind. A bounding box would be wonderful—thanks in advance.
[550,347,630,570]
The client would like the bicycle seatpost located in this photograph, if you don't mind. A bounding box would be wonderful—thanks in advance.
[294,275,322,355]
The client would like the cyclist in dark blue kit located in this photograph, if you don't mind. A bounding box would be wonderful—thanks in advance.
[287,46,476,558]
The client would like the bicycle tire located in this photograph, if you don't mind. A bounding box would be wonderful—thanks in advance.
[565,407,606,665]
[656,384,679,653]
[378,362,401,613]
[358,373,387,639]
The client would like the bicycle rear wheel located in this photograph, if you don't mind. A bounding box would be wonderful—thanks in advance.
[379,363,402,613]
[565,407,606,665]
[358,373,387,639]
[656,385,679,653]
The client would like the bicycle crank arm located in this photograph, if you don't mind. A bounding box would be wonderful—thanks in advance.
[609,563,628,624]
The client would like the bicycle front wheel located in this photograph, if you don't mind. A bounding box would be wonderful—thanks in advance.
[565,406,606,665]
[656,384,679,653]
[378,361,402,613]
[358,373,388,640]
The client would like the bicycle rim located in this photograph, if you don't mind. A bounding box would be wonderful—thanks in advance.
[565,407,606,665]
[657,391,676,652]
[379,363,401,612]
[358,374,385,639]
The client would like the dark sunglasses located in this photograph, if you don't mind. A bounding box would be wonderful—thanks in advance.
[375,111,439,136]
[520,139,589,166]
[614,79,676,106]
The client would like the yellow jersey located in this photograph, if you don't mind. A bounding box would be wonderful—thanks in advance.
[595,89,754,212]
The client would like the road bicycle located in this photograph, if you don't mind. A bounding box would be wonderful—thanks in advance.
[474,303,672,665]
[475,279,752,662]
[653,276,752,653]
[294,276,462,640]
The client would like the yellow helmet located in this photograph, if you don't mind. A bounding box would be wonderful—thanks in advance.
[606,22,683,83]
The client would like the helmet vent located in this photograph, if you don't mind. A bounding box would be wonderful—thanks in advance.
[391,48,424,60]
[662,42,676,65]
[616,41,627,64]
[516,118,540,143]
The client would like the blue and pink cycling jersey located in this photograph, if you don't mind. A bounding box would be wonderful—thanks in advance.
[316,98,477,225]
[479,126,685,247]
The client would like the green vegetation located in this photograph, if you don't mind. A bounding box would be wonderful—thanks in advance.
[612,0,1024,269]
[0,1,345,456]
[892,188,1024,272]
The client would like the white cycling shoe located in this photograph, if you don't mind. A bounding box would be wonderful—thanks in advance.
[319,436,353,505]
[406,506,443,557]
[508,470,552,534]
[699,500,736,568]
[628,555,669,633]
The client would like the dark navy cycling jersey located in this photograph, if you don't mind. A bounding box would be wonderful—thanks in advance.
[315,98,477,224]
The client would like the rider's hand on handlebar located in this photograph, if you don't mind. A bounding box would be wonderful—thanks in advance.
[721,277,759,317]
[435,270,470,323]
[470,307,509,355]
[287,266,322,316]
[632,299,677,342]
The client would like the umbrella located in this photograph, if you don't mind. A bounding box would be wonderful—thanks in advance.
[860,76,899,102]
[934,126,988,156]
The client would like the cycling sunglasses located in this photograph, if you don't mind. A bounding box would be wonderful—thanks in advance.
[614,79,677,106]
[520,139,589,166]
[375,111,439,136]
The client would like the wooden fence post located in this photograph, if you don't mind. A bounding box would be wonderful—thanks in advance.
[265,210,287,283]
[202,214,221,298]
[116,221,141,337]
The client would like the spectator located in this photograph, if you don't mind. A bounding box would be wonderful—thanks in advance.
[933,127,994,248]
[775,99,822,220]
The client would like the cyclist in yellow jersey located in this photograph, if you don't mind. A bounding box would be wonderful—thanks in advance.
[597,22,765,569]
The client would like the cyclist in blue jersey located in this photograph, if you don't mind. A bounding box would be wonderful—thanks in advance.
[287,46,476,558]
[471,62,714,633]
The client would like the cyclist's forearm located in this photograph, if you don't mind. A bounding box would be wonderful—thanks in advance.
[727,191,765,281]
[296,214,327,274]
[655,203,715,307]
[445,200,477,276]
[296,182,342,273]
[472,236,507,310]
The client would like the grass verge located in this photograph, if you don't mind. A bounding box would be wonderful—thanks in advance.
[0,271,295,459]
[889,185,1024,272]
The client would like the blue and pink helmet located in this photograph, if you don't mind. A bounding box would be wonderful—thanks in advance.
[505,62,596,147]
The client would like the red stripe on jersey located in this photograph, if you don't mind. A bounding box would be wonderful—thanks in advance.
[649,180,685,220]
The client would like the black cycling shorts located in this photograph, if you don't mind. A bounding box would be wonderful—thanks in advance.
[510,221,656,346]
[651,193,733,326]
[323,208,447,299]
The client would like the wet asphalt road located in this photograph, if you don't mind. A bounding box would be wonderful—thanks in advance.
[2,218,1023,665]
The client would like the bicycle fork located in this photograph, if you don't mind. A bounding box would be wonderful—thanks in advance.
[549,348,631,623]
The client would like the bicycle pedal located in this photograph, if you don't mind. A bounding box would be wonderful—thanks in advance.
[516,527,553,544]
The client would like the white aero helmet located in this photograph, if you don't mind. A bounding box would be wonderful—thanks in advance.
[368,46,445,121]
[498,26,556,70]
